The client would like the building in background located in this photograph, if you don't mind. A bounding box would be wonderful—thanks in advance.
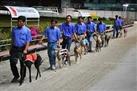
[84,0,137,11]
[0,0,137,12]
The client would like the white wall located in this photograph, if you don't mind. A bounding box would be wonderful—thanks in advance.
[77,10,137,20]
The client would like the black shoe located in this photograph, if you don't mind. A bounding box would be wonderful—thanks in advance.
[47,67,52,70]
[88,50,94,52]
[11,77,19,83]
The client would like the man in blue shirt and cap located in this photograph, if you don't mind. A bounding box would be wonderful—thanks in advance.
[42,19,61,70]
[60,15,76,51]
[10,16,32,83]
[86,16,95,52]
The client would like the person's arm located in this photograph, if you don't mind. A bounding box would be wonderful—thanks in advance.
[57,28,61,47]
[11,28,14,46]
[24,42,30,53]
[39,35,45,44]
[72,24,78,41]
[104,24,107,32]
[93,23,96,33]
[74,24,78,34]
[84,24,87,36]
[96,23,99,33]
[24,29,32,53]
[59,24,64,38]
[39,28,47,44]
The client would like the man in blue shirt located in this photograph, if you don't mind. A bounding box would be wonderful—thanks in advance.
[113,15,120,38]
[119,16,124,27]
[42,19,61,70]
[96,18,107,47]
[60,15,76,51]
[10,16,32,83]
[75,16,87,41]
[86,16,95,52]
[97,18,106,34]
[119,16,124,30]
[118,16,124,37]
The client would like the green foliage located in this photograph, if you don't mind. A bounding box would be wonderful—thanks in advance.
[0,28,11,40]
[0,28,11,51]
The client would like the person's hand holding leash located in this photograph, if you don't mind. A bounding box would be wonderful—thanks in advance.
[23,50,27,54]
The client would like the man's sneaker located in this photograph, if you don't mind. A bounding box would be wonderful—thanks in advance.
[11,77,19,83]
[51,65,56,70]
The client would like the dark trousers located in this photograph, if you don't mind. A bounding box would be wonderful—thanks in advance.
[87,32,93,51]
[62,36,72,51]
[47,42,57,67]
[113,26,119,38]
[9,46,26,78]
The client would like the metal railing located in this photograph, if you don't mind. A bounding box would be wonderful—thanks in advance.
[0,34,45,52]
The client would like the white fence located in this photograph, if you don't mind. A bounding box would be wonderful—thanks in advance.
[61,8,137,20]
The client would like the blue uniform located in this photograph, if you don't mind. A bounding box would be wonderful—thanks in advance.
[97,23,106,33]
[44,26,61,68]
[113,18,120,38]
[44,26,60,43]
[75,22,86,35]
[119,19,124,27]
[114,18,120,28]
[86,22,95,33]
[86,21,95,51]
[60,22,75,51]
[10,25,32,79]
[60,22,75,38]
[12,26,32,47]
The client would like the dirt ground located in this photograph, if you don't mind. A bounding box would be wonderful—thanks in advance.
[0,23,136,91]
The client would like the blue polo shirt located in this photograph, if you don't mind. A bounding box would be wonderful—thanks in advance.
[114,18,120,27]
[75,22,86,35]
[44,26,61,43]
[12,26,32,47]
[60,22,75,38]
[86,22,95,33]
[97,23,106,33]
[119,19,124,26]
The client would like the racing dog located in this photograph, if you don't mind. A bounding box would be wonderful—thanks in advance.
[100,33,106,47]
[74,43,83,63]
[93,33,102,52]
[56,48,71,68]
[73,35,86,62]
[118,29,123,38]
[123,28,127,38]
[104,33,111,47]
[99,32,111,47]
[19,51,43,85]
